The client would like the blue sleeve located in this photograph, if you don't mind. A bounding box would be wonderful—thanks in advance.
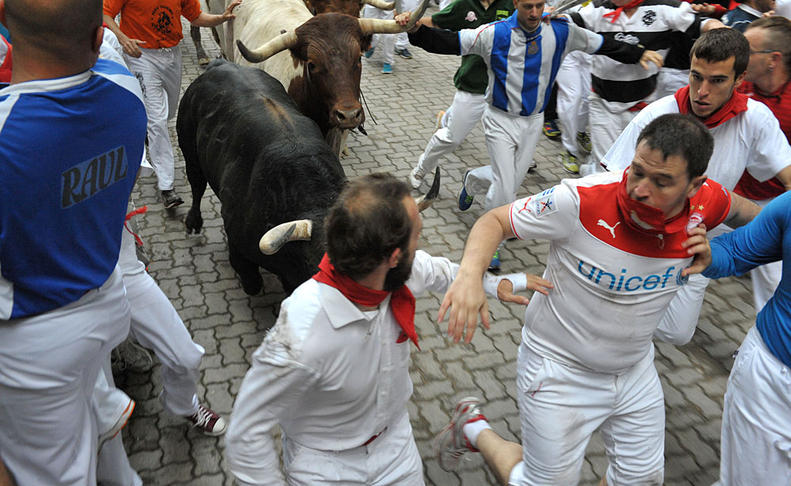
[703,193,790,279]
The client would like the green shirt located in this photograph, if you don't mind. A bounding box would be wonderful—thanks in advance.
[431,0,514,94]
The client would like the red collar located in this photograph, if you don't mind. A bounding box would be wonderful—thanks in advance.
[674,85,748,128]
[312,254,419,348]
[603,0,644,23]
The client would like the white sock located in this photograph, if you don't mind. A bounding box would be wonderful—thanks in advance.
[462,420,491,449]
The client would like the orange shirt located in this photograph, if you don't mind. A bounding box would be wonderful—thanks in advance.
[103,0,202,49]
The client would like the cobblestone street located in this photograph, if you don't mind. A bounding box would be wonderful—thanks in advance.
[117,16,757,485]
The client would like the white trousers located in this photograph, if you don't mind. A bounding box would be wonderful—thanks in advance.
[465,107,543,211]
[417,90,487,173]
[363,6,396,64]
[588,94,638,170]
[717,326,791,486]
[395,0,417,49]
[281,412,424,486]
[124,47,182,191]
[556,50,591,157]
[0,269,130,486]
[510,343,665,486]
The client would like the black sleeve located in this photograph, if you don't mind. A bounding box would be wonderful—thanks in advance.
[407,25,461,55]
[568,12,586,28]
[595,34,646,64]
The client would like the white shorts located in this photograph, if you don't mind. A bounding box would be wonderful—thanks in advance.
[718,326,791,486]
[510,343,665,486]
[283,412,424,486]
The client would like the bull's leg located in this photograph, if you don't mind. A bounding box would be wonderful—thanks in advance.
[183,146,206,235]
[228,244,263,295]
[190,26,210,66]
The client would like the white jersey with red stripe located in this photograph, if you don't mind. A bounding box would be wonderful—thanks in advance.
[509,170,731,373]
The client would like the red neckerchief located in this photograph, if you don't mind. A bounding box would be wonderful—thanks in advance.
[616,170,691,235]
[603,0,644,23]
[0,36,11,84]
[312,253,419,349]
[674,85,748,128]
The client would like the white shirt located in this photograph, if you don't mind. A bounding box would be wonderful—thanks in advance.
[602,95,791,191]
[508,171,731,373]
[225,250,519,485]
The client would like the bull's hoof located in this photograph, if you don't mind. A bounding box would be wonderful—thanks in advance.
[185,209,203,234]
[241,277,263,296]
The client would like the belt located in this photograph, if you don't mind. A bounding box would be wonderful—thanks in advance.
[362,426,388,446]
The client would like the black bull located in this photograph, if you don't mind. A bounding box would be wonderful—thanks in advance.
[177,60,346,294]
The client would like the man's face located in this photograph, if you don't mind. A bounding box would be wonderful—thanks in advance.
[513,0,545,31]
[626,141,702,219]
[744,27,773,84]
[688,55,744,118]
[384,197,422,291]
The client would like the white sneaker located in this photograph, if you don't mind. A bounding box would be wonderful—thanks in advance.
[409,165,426,189]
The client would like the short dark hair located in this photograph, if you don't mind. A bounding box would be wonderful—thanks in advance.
[748,16,791,74]
[4,0,102,55]
[690,28,750,78]
[325,173,412,280]
[635,114,713,179]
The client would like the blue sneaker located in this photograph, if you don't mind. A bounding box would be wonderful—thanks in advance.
[364,47,375,58]
[488,250,501,272]
[381,63,392,74]
[458,171,473,211]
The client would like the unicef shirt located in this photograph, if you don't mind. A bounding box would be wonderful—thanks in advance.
[0,59,146,319]
[509,171,731,373]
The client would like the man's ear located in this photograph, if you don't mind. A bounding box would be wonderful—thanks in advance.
[734,70,745,90]
[388,248,402,269]
[92,24,104,55]
[687,174,707,198]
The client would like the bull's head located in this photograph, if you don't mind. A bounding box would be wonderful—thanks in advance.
[237,0,429,133]
[259,167,440,255]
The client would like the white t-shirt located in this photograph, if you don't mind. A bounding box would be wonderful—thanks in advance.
[602,95,791,191]
[508,171,731,373]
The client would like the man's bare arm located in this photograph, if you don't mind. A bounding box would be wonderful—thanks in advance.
[723,192,762,228]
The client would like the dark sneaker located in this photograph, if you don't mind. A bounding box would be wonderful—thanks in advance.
[364,46,375,58]
[542,119,561,139]
[458,171,474,211]
[161,189,183,209]
[488,250,501,272]
[576,131,592,153]
[187,404,227,436]
[433,396,487,471]
[395,47,413,59]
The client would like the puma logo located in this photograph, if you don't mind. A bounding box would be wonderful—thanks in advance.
[597,219,620,238]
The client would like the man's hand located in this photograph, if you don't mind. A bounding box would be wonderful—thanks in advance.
[681,225,711,276]
[119,34,146,58]
[223,0,242,21]
[639,50,663,70]
[690,3,717,14]
[438,270,489,343]
[395,12,422,32]
[497,273,554,305]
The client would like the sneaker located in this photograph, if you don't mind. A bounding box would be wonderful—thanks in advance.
[364,46,375,58]
[488,250,501,272]
[433,397,488,471]
[98,398,135,452]
[457,170,474,211]
[187,404,227,436]
[395,47,413,59]
[435,110,446,130]
[542,119,561,139]
[409,165,426,189]
[161,189,183,209]
[560,152,579,174]
[576,131,592,153]
[381,63,392,74]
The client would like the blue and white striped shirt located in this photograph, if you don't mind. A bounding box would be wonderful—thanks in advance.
[459,14,603,116]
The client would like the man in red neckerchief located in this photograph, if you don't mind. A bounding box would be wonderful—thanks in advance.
[225,173,549,486]
[602,27,791,346]
[433,114,759,485]
[729,16,791,312]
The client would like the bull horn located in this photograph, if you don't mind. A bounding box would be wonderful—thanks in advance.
[416,167,440,212]
[363,0,395,9]
[259,219,313,255]
[359,0,430,34]
[237,30,299,64]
